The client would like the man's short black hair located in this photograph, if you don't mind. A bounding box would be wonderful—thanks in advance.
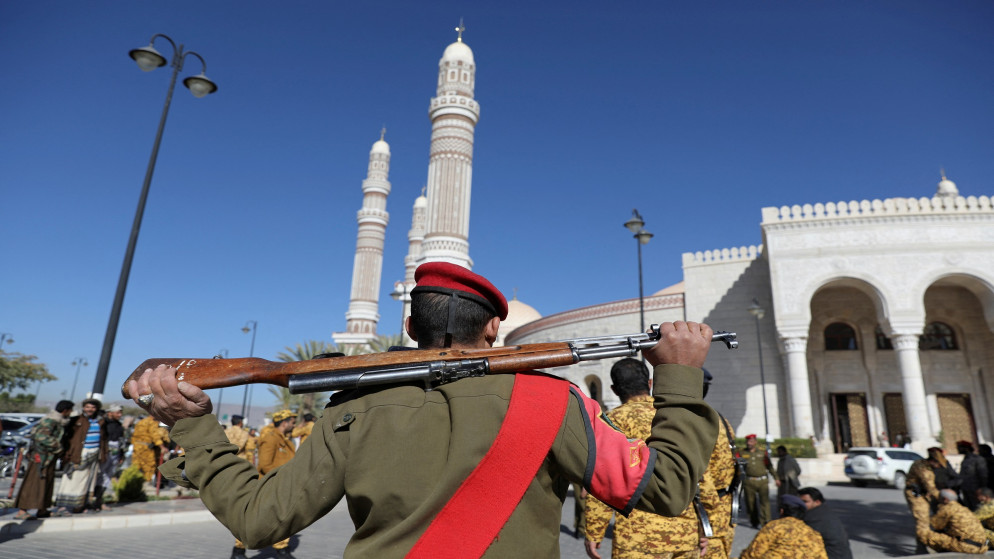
[410,292,495,347]
[303,413,315,422]
[798,487,825,503]
[776,445,787,453]
[55,400,74,413]
[610,358,650,400]
[231,415,243,426]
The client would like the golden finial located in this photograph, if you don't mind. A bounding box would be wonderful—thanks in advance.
[380,127,386,141]
[455,18,465,42]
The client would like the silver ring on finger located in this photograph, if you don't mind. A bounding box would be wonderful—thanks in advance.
[138,393,155,407]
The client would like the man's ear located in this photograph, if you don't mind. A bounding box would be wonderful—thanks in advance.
[405,316,418,342]
[483,316,501,346]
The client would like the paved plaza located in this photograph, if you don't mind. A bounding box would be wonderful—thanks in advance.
[4,479,986,558]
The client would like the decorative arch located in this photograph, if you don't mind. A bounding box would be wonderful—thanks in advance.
[584,374,605,408]
[780,273,891,335]
[918,271,994,332]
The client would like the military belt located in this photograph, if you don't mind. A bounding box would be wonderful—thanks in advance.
[747,476,767,480]
[961,537,985,547]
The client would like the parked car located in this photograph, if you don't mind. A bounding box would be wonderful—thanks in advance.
[844,447,924,489]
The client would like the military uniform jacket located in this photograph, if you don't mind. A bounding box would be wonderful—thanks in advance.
[257,428,295,475]
[905,459,939,500]
[585,395,700,556]
[741,448,775,479]
[132,416,168,448]
[291,421,314,445]
[29,411,67,467]
[161,364,719,558]
[932,501,988,545]
[224,425,252,462]
[739,517,828,559]
[701,418,736,558]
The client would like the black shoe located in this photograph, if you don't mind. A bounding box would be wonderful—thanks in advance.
[275,549,295,559]
[229,547,247,559]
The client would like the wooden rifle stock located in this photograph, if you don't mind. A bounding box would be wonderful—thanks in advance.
[121,327,737,399]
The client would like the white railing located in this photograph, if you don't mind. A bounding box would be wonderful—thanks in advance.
[762,195,993,224]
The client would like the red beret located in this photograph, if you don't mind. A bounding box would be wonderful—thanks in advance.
[413,262,508,320]
[745,434,757,440]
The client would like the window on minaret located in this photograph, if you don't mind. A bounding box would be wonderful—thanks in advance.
[919,322,958,350]
[874,326,893,350]
[824,322,858,350]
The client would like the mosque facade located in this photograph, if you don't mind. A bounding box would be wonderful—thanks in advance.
[335,28,994,454]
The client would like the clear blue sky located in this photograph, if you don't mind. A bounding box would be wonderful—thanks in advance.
[2,1,992,408]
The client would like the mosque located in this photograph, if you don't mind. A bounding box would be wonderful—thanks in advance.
[333,27,994,455]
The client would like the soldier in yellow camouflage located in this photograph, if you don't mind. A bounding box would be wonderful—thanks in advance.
[737,495,828,559]
[223,415,252,463]
[917,489,990,554]
[904,447,942,550]
[740,434,776,528]
[131,415,169,482]
[585,358,704,559]
[290,413,315,446]
[973,488,994,543]
[702,411,737,559]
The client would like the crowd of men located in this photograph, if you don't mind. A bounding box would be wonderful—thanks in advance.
[13,261,994,558]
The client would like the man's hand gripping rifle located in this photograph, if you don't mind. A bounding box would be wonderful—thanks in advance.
[121,326,737,398]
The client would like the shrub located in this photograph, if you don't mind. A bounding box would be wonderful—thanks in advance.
[114,465,147,502]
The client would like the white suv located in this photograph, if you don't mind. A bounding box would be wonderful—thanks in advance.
[844,447,924,490]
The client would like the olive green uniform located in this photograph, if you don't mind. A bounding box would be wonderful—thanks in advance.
[737,516,828,559]
[919,500,990,554]
[160,365,719,558]
[585,395,700,559]
[740,447,775,527]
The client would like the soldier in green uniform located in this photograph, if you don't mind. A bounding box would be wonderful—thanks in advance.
[585,358,704,559]
[917,489,990,554]
[737,494,828,559]
[129,262,721,558]
[740,434,776,528]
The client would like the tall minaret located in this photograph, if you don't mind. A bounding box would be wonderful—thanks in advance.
[394,188,428,347]
[418,20,480,269]
[333,130,391,347]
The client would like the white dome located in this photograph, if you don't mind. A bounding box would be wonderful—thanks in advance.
[371,139,390,155]
[441,41,474,65]
[937,176,958,197]
[414,193,428,208]
[502,299,541,331]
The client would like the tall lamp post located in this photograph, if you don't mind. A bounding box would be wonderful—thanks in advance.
[90,34,218,400]
[240,321,257,423]
[70,358,89,402]
[623,210,653,332]
[748,298,771,452]
[391,281,411,346]
[214,349,228,419]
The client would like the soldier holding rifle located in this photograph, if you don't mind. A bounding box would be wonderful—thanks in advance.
[128,262,722,558]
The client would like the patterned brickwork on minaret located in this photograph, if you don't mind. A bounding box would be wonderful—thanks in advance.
[333,131,391,346]
[418,22,479,269]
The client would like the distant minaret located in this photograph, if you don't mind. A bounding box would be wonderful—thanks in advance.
[395,187,428,347]
[418,20,480,269]
[334,130,391,347]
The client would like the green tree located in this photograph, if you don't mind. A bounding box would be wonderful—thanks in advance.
[0,352,55,393]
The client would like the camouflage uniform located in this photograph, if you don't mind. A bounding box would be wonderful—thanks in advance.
[291,421,314,446]
[737,517,828,559]
[973,500,994,543]
[586,395,701,558]
[904,459,938,534]
[740,446,775,527]
[702,418,736,559]
[131,416,169,482]
[918,500,990,554]
[224,424,252,462]
[14,410,67,512]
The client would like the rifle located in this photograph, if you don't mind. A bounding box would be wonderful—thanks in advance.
[121,326,737,399]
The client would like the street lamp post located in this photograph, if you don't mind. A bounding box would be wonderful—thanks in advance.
[214,349,228,419]
[623,210,653,333]
[70,358,89,402]
[748,298,771,452]
[90,34,218,401]
[0,333,13,353]
[391,281,411,346]
[240,321,257,423]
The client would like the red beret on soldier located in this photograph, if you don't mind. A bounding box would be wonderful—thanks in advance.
[412,262,508,319]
